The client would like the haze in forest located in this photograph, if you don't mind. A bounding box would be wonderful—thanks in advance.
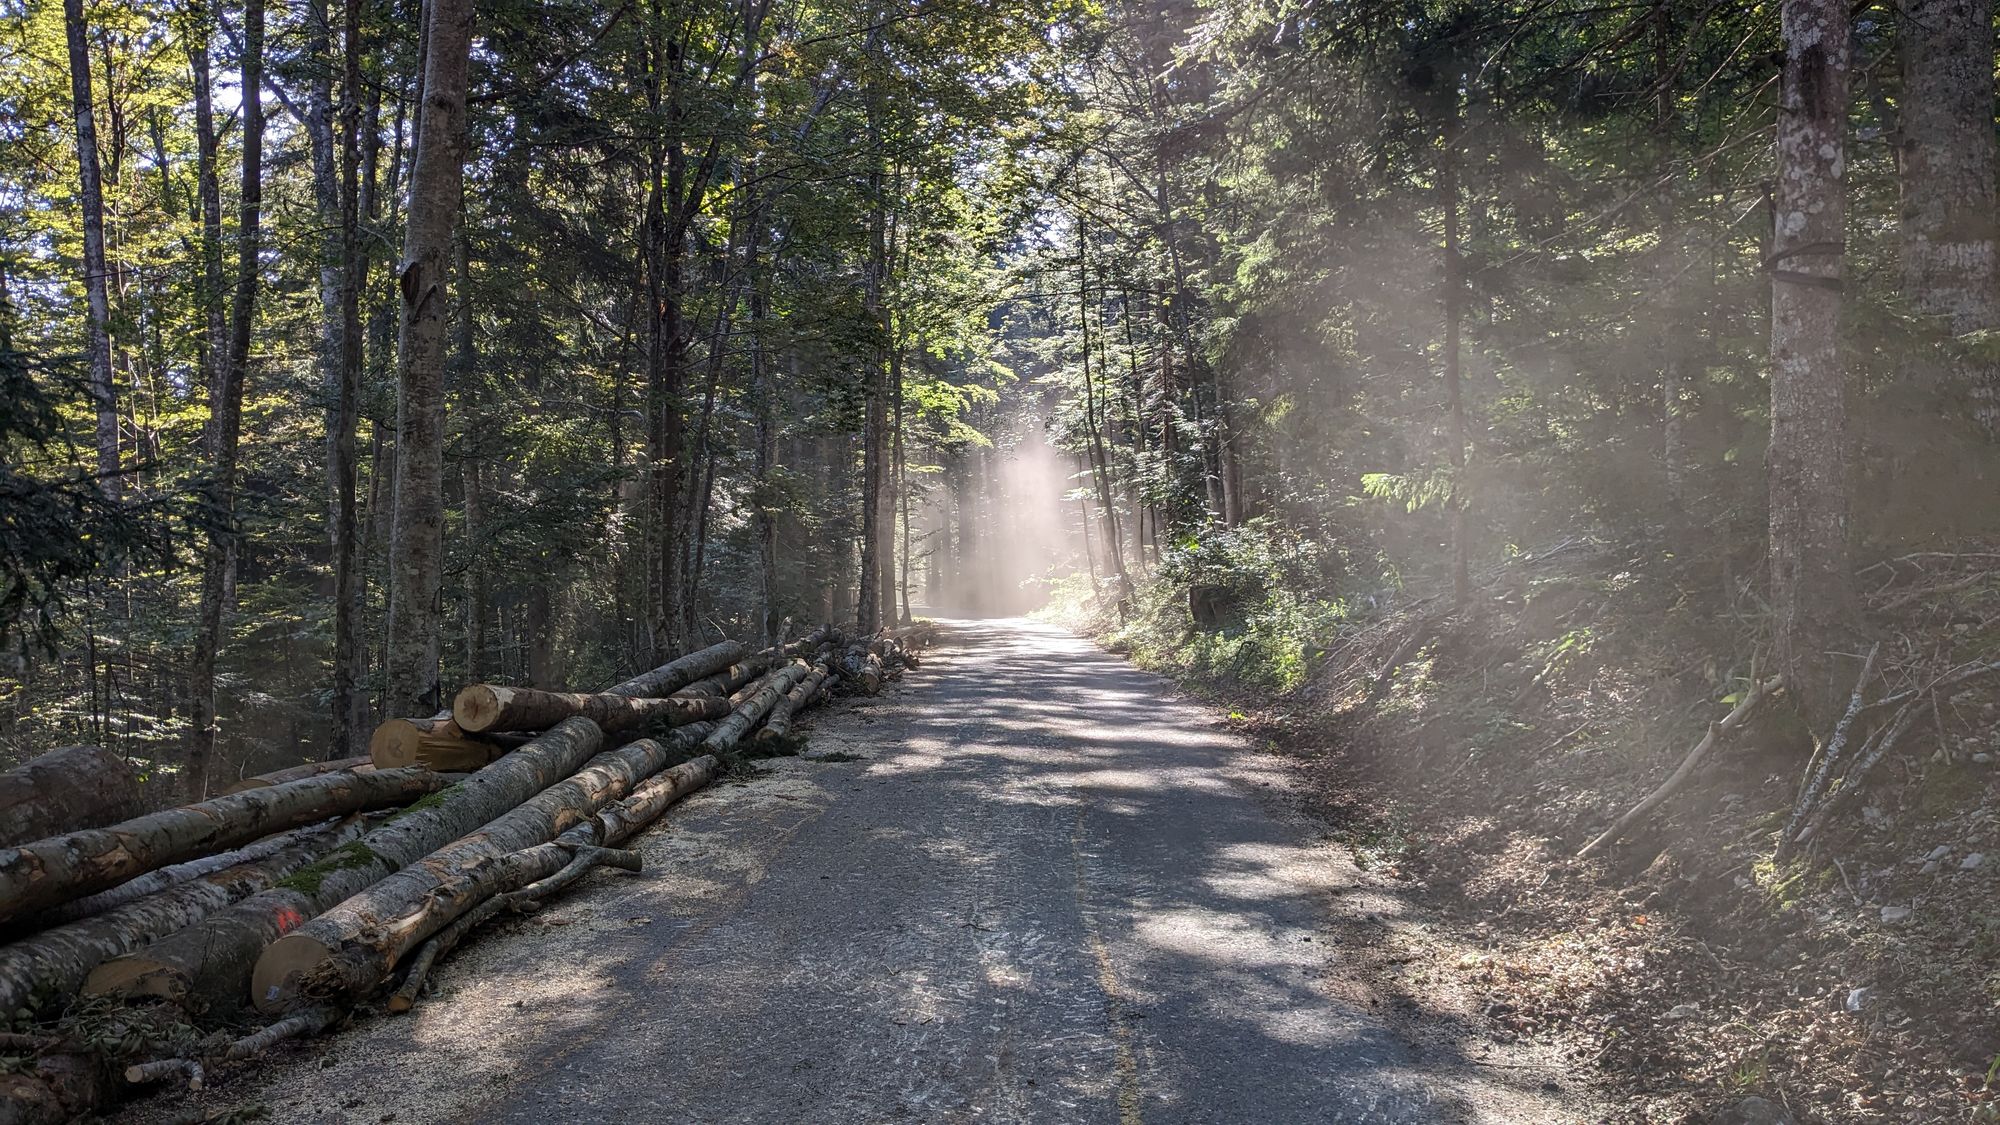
[3,0,2000,1115]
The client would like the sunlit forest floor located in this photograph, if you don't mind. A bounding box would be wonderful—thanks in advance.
[1050,550,2000,1124]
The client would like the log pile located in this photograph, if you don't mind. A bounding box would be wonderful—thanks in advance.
[0,621,929,1122]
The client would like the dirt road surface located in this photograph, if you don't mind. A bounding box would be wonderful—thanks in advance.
[172,618,1594,1124]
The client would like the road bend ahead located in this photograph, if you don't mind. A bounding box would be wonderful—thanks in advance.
[197,618,1585,1125]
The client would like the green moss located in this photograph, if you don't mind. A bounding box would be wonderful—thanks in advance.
[275,840,386,896]
[384,784,459,823]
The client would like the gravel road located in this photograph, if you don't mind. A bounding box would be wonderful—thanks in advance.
[179,618,1590,1124]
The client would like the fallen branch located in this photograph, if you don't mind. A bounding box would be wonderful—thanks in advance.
[1787,657,2000,853]
[122,1057,202,1090]
[1780,643,1880,854]
[1576,675,1783,860]
[226,1007,336,1060]
[385,845,639,1013]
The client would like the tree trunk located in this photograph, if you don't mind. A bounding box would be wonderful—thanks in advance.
[857,62,888,635]
[1769,0,1857,727]
[1077,216,1130,597]
[1898,0,2000,432]
[386,0,475,718]
[0,817,370,1017]
[330,0,369,759]
[21,819,332,931]
[93,719,601,1018]
[453,685,729,735]
[387,753,723,1011]
[1440,111,1471,608]
[600,640,746,698]
[677,651,778,699]
[188,0,265,800]
[454,226,490,686]
[62,0,118,488]
[756,663,832,743]
[0,746,143,849]
[261,721,709,1008]
[0,767,445,925]
[223,757,372,795]
[701,663,808,749]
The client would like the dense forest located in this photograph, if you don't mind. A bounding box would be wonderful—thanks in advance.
[6,0,2000,1115]
[7,0,1996,786]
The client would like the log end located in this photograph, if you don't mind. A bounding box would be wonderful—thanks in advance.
[451,685,508,734]
[251,931,340,1015]
[367,720,424,770]
[81,956,186,1006]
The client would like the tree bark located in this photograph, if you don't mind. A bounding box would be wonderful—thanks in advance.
[223,757,372,795]
[263,722,710,1008]
[677,650,778,699]
[84,721,598,1018]
[755,663,832,743]
[1898,0,2000,432]
[61,0,118,488]
[1440,110,1471,608]
[600,639,746,698]
[388,753,722,1012]
[0,817,370,1017]
[330,0,371,758]
[453,685,729,735]
[1769,0,1857,727]
[0,746,143,848]
[386,0,475,718]
[701,663,808,749]
[0,767,445,925]
[188,0,265,799]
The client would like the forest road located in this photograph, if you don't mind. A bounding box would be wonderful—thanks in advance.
[198,618,1592,1125]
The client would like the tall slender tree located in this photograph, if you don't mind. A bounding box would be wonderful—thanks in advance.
[386,0,475,717]
[1898,0,2000,434]
[1768,0,1857,726]
[61,0,118,490]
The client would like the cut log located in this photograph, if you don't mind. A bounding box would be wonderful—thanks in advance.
[90,718,606,1018]
[23,821,336,931]
[122,1057,202,1090]
[453,685,729,735]
[223,757,372,794]
[705,663,810,750]
[677,651,778,699]
[260,721,712,1010]
[757,663,834,743]
[389,755,721,1013]
[385,845,639,1012]
[0,766,447,926]
[602,640,746,698]
[367,713,518,771]
[0,814,374,1017]
[840,643,885,694]
[0,746,145,848]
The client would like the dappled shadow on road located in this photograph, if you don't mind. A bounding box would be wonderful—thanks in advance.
[174,616,1582,1125]
[844,617,1576,1123]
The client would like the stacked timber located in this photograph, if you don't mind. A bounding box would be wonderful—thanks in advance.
[0,622,928,1123]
